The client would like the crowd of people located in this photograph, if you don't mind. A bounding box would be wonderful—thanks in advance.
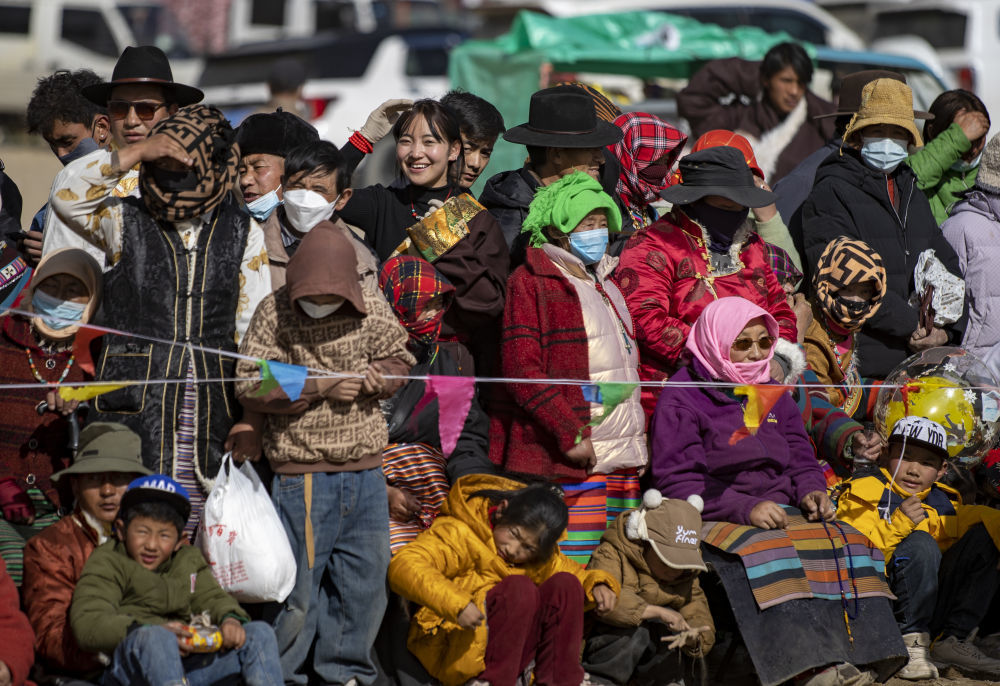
[1,37,1000,686]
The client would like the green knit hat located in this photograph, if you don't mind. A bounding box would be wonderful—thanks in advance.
[521,171,622,248]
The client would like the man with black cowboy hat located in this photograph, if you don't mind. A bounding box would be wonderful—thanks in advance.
[49,102,272,539]
[480,85,625,255]
[22,422,151,682]
[40,45,204,268]
[616,146,803,416]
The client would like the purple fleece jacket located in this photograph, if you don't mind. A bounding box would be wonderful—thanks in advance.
[650,362,826,524]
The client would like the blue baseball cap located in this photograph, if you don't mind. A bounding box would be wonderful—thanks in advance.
[120,474,191,523]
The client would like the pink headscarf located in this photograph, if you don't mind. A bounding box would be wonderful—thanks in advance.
[686,297,778,384]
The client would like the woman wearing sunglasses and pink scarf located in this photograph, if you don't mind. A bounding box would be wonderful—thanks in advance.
[649,296,831,528]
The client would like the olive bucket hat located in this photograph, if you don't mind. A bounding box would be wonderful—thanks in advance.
[51,422,152,482]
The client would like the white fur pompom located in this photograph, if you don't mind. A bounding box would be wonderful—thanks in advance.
[625,510,643,540]
[642,489,663,509]
[687,494,704,513]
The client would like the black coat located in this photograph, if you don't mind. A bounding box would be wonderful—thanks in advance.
[383,344,493,482]
[801,148,962,378]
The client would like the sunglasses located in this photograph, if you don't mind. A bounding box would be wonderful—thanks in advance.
[731,335,776,352]
[108,100,168,122]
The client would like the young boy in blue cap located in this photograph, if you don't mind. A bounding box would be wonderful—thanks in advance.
[69,475,283,686]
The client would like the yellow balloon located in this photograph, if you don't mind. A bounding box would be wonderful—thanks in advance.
[883,376,975,458]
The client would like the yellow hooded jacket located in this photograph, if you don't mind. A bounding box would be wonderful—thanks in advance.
[835,468,1000,561]
[387,474,620,686]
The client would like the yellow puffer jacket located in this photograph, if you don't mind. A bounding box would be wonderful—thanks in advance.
[388,474,620,686]
[836,468,1000,560]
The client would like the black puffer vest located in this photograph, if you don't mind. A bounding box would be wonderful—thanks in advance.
[92,194,250,480]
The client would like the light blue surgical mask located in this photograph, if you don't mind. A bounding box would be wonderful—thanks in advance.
[32,289,86,330]
[246,187,282,221]
[951,151,983,173]
[568,228,609,265]
[57,137,100,166]
[860,137,909,173]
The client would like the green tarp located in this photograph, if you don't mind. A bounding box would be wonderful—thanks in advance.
[449,10,805,194]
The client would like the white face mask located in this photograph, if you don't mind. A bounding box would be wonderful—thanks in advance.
[282,189,340,234]
[299,297,344,319]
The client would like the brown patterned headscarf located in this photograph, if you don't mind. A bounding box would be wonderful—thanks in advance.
[140,104,239,223]
[813,237,887,330]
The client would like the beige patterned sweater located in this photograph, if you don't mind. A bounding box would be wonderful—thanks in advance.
[236,287,414,468]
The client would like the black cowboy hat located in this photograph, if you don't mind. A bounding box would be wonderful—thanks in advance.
[503,86,624,148]
[814,69,932,120]
[82,45,204,107]
[660,147,776,208]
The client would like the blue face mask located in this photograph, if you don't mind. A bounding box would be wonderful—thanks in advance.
[568,228,609,265]
[952,151,983,173]
[57,137,100,166]
[32,289,86,330]
[860,137,909,173]
[246,187,282,221]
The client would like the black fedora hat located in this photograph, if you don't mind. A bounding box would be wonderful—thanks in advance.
[660,147,776,208]
[82,45,204,107]
[503,85,624,148]
[814,69,932,120]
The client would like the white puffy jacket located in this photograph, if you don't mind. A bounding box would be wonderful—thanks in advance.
[541,244,648,474]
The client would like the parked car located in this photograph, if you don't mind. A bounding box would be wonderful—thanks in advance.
[0,0,200,122]
[868,0,1000,134]
[197,27,465,185]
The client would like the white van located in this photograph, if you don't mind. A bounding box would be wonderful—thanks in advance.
[0,0,200,121]
[869,0,1000,134]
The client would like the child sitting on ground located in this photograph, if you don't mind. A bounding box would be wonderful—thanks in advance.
[803,237,887,476]
[388,474,619,686]
[583,489,715,686]
[836,416,1000,680]
[69,475,283,686]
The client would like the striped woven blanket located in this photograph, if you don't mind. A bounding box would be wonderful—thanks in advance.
[701,512,893,610]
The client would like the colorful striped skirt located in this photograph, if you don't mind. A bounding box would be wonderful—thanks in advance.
[383,443,450,555]
[556,469,641,565]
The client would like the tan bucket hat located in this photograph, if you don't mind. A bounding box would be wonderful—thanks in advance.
[843,78,923,147]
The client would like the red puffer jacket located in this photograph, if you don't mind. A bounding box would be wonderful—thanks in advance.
[614,207,797,414]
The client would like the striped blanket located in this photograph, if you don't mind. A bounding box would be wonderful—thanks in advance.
[701,511,893,610]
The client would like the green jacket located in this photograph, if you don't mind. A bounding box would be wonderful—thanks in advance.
[906,123,979,225]
[69,541,249,654]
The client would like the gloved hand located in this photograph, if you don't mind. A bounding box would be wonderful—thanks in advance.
[358,99,414,145]
[0,478,34,524]
[420,198,445,220]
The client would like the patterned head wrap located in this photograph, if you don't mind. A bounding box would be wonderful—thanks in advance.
[140,104,239,223]
[553,81,623,123]
[812,237,887,330]
[763,243,802,288]
[521,171,622,248]
[379,255,455,352]
[610,112,687,218]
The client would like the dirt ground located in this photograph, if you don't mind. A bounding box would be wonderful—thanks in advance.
[2,143,63,228]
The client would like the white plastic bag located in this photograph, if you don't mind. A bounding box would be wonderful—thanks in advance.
[198,454,296,603]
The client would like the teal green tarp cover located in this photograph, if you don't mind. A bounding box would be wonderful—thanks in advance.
[450,10,803,195]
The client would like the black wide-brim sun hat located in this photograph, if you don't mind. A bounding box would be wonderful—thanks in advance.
[660,146,776,208]
[82,45,204,107]
[503,85,624,148]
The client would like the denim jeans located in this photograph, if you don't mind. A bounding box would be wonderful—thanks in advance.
[889,524,1000,638]
[270,469,390,686]
[102,622,283,686]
